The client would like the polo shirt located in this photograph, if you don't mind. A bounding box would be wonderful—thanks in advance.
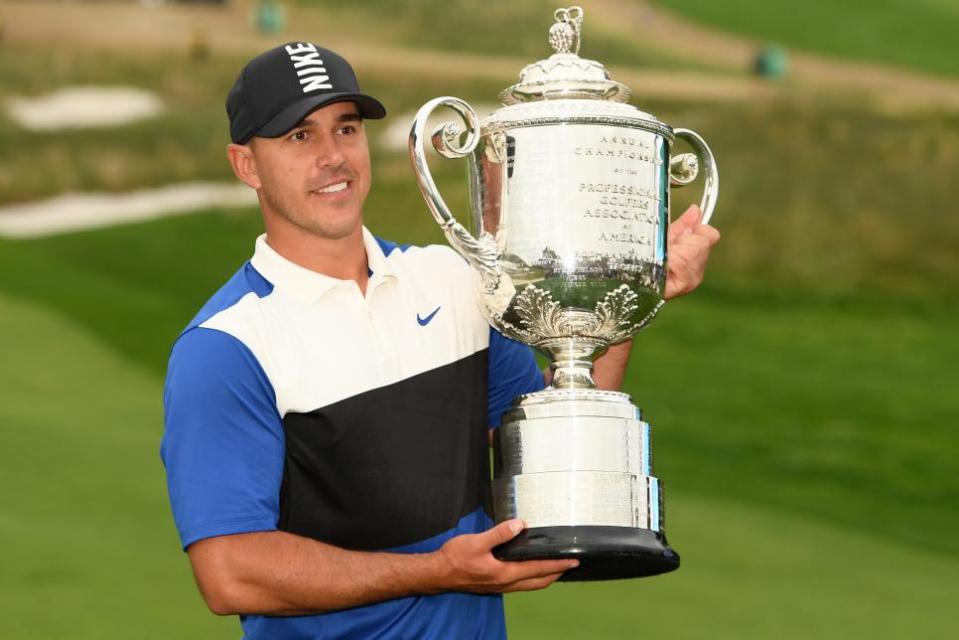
[161,227,544,640]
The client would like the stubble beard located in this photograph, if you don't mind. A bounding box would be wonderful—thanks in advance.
[260,182,361,241]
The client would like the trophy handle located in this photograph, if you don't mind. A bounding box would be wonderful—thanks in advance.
[669,128,719,225]
[409,97,501,291]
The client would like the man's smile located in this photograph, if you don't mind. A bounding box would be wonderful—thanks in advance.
[308,179,354,199]
[312,181,349,194]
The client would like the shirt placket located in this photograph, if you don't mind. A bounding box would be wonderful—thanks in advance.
[364,277,401,379]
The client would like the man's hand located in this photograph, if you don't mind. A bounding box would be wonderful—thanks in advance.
[437,519,578,593]
[664,204,720,300]
[590,204,718,389]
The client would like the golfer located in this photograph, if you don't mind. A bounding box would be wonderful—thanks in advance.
[161,42,719,639]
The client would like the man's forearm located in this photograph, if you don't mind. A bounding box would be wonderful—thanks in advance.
[189,530,446,616]
[592,339,633,390]
[539,339,633,392]
[188,521,577,616]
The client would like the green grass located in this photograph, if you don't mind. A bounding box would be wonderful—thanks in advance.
[631,295,959,558]
[508,494,959,638]
[12,202,949,558]
[654,0,959,78]
[1,122,955,632]
[1,267,955,638]
[0,292,235,639]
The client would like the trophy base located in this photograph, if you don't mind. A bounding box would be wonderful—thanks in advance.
[493,525,680,581]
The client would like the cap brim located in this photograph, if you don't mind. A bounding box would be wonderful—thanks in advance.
[252,93,386,141]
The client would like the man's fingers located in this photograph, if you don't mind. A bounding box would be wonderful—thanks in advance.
[668,205,701,242]
[470,523,579,586]
[477,519,526,548]
[670,233,714,254]
[670,226,718,249]
[501,557,579,583]
[693,223,721,244]
[678,233,714,247]
[504,571,567,593]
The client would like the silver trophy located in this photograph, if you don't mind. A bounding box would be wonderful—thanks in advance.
[409,6,718,580]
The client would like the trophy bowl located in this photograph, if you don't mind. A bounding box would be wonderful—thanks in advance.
[409,6,718,581]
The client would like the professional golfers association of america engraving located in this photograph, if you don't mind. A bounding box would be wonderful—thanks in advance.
[409,6,719,580]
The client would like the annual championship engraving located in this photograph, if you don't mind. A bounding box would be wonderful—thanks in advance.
[409,6,719,580]
[504,126,666,272]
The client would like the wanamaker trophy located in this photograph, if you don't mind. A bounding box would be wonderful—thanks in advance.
[409,6,718,581]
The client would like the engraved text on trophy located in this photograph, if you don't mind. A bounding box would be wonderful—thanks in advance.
[501,124,668,282]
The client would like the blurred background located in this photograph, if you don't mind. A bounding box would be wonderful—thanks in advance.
[0,0,956,638]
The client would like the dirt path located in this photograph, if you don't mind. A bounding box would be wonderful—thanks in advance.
[3,0,959,111]
[590,0,959,111]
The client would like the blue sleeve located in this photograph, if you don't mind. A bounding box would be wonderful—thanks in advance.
[487,327,546,427]
[160,328,284,549]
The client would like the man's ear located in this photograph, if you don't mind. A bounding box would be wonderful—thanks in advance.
[226,143,262,190]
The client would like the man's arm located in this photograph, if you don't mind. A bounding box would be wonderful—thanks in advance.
[592,204,720,390]
[188,519,577,616]
[165,330,576,617]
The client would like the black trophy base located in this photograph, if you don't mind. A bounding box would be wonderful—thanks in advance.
[493,525,680,581]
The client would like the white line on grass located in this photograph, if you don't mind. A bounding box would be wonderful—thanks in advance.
[0,182,258,239]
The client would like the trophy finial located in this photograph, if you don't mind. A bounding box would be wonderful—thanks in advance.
[502,5,630,104]
[549,6,584,55]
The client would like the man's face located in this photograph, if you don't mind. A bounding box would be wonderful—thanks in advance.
[248,101,372,241]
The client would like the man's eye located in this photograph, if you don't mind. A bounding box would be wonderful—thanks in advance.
[339,125,357,135]
[290,131,308,141]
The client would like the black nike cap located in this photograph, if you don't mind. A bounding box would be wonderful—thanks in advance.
[226,42,386,144]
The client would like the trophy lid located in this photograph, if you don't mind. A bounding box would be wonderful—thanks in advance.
[501,6,631,105]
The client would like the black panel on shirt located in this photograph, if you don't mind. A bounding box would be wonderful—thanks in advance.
[278,349,490,550]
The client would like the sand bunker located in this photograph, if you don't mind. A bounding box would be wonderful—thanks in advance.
[0,182,257,239]
[6,86,164,131]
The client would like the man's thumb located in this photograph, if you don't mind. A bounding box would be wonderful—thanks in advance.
[480,519,526,548]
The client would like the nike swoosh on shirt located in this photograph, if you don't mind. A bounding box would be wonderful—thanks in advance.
[417,306,441,326]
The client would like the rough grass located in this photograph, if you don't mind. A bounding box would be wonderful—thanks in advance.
[654,0,959,78]
[0,48,240,202]
[291,0,710,70]
[0,44,506,203]
[2,44,957,307]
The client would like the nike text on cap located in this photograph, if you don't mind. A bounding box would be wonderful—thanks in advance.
[226,42,387,144]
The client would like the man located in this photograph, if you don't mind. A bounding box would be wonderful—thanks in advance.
[161,43,719,639]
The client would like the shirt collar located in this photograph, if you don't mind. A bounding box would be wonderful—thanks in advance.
[250,226,396,303]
